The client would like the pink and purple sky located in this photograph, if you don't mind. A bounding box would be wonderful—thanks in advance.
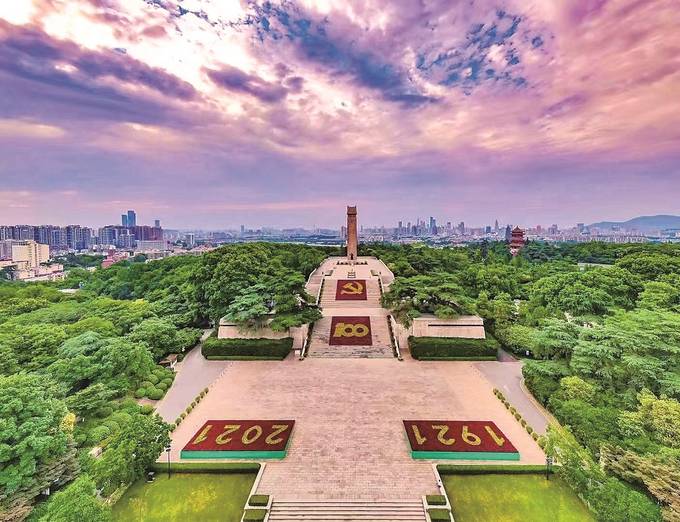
[1,0,679,228]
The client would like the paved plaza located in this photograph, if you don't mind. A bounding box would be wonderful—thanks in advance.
[167,356,546,501]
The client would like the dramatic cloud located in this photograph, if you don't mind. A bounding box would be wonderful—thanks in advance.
[208,65,289,103]
[0,0,679,228]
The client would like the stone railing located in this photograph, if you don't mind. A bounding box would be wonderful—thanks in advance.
[299,322,314,360]
[387,314,403,361]
[315,276,326,307]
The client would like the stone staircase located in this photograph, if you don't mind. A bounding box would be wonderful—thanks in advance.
[319,279,382,309]
[267,500,426,521]
[307,315,394,358]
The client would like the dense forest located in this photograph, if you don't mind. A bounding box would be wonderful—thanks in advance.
[1,240,678,521]
[0,243,335,521]
[368,241,680,522]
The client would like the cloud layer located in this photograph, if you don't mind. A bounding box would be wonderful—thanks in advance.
[1,0,679,228]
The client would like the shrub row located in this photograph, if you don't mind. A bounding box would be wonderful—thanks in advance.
[172,387,209,430]
[202,337,293,359]
[425,495,447,506]
[243,509,267,522]
[428,508,452,521]
[437,464,555,475]
[493,389,544,447]
[150,462,260,474]
[409,336,498,360]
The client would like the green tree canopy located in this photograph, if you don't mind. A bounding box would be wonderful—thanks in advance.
[0,375,71,495]
[39,475,111,522]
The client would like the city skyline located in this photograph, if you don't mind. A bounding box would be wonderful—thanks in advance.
[2,206,680,232]
[1,1,679,227]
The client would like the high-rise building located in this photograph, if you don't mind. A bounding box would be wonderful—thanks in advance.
[0,240,12,260]
[458,221,465,235]
[13,225,35,240]
[65,225,92,250]
[186,233,195,247]
[126,210,137,228]
[494,220,499,233]
[122,214,128,227]
[131,225,163,241]
[154,219,161,228]
[11,240,50,269]
[99,226,120,246]
[0,226,12,241]
[240,225,245,236]
[50,227,67,251]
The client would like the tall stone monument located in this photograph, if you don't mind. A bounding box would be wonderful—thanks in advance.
[346,205,358,261]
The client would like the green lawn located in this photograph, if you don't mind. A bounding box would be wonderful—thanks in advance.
[112,473,255,522]
[443,474,595,522]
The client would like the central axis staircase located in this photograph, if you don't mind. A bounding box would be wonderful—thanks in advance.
[267,500,426,521]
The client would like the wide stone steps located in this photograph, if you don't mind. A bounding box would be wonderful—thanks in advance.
[268,501,426,521]
[307,316,394,358]
[308,344,393,358]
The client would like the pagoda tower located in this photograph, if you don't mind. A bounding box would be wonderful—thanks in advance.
[509,226,525,256]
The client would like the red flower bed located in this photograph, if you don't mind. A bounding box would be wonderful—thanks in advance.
[403,420,518,454]
[335,279,368,300]
[329,316,372,345]
[183,420,294,453]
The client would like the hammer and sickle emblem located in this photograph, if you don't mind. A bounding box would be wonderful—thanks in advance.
[333,322,369,338]
[340,281,364,295]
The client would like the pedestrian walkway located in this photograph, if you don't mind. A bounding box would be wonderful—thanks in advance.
[474,360,551,434]
[155,330,230,423]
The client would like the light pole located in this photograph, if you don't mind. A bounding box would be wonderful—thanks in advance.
[165,445,172,479]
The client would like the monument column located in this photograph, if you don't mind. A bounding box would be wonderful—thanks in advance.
[346,206,358,261]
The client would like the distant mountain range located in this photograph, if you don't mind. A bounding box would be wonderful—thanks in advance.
[589,215,680,231]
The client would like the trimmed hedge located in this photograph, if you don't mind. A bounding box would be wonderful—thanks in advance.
[150,462,260,474]
[409,336,498,360]
[426,495,447,506]
[409,356,497,361]
[248,495,269,507]
[204,355,287,361]
[202,337,293,360]
[428,508,452,521]
[243,509,267,521]
[438,464,555,475]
